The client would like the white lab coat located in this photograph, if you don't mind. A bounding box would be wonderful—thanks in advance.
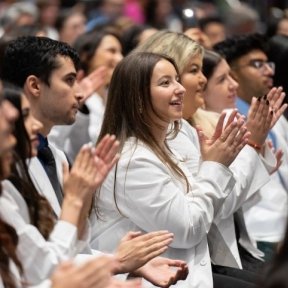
[90,136,236,288]
[0,180,90,285]
[168,119,268,268]
[243,115,288,243]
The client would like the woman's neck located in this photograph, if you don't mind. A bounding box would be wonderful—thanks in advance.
[150,122,169,149]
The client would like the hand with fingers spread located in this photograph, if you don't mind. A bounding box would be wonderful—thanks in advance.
[63,144,100,201]
[77,66,108,104]
[61,135,119,236]
[114,231,174,274]
[246,95,273,148]
[133,257,188,287]
[266,139,284,174]
[61,144,103,234]
[266,86,288,128]
[62,134,119,200]
[93,134,120,187]
[197,109,250,167]
[51,256,113,288]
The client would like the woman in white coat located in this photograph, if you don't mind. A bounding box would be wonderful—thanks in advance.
[1,83,188,287]
[135,31,286,277]
[90,51,252,288]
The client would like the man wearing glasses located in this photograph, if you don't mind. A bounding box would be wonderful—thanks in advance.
[214,33,288,265]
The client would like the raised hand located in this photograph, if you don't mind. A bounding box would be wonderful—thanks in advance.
[77,66,108,104]
[196,110,250,167]
[114,231,174,273]
[134,257,188,287]
[246,95,272,147]
[266,86,288,128]
[61,135,119,235]
[63,134,119,199]
[51,256,113,288]
[93,134,120,187]
[63,144,100,200]
[266,139,283,174]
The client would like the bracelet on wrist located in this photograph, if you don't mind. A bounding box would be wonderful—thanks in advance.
[247,140,262,151]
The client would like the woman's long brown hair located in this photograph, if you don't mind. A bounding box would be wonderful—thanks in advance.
[3,84,55,239]
[95,52,190,217]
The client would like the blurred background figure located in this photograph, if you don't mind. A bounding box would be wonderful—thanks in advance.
[55,8,86,45]
[199,15,226,46]
[0,2,38,37]
[268,34,288,119]
[36,0,60,39]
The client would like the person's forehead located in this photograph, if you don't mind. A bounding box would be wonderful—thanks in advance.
[237,49,268,62]
[52,55,77,73]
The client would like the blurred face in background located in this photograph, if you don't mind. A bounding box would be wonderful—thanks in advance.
[59,12,86,45]
[89,35,123,85]
[181,53,207,118]
[204,58,238,113]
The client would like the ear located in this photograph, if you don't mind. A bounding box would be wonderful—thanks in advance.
[25,75,41,98]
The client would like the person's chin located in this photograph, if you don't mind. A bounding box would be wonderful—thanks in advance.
[65,114,77,125]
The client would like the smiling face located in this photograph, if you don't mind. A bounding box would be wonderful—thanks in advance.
[89,35,123,85]
[21,94,43,157]
[204,59,239,113]
[150,59,186,126]
[181,53,207,118]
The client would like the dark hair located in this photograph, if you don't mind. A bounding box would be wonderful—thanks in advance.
[0,87,23,288]
[0,217,23,288]
[73,29,121,75]
[96,52,189,214]
[3,83,55,239]
[203,49,223,81]
[121,25,152,56]
[2,36,80,88]
[55,8,77,32]
[199,15,224,32]
[214,33,269,65]
[268,35,288,101]
[266,16,288,38]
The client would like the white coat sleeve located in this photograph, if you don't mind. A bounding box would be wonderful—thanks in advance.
[0,192,80,285]
[112,148,235,249]
[215,145,270,220]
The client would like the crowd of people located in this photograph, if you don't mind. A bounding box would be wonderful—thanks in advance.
[1,0,288,287]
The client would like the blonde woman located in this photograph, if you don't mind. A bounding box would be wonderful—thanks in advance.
[136,30,285,285]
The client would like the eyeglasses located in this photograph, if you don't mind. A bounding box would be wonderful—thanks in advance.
[233,60,275,73]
